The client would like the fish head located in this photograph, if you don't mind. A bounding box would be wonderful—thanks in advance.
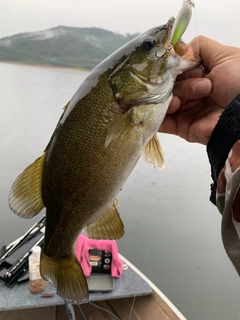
[109,17,200,105]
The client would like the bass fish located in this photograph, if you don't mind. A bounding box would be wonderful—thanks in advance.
[9,17,200,303]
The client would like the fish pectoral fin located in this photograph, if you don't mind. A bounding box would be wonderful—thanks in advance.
[40,253,89,303]
[105,113,132,149]
[86,201,125,239]
[105,107,144,148]
[9,153,46,218]
[142,133,165,169]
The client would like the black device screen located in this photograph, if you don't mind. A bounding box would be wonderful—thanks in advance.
[88,249,112,274]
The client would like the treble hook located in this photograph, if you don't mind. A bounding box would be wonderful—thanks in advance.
[155,44,173,63]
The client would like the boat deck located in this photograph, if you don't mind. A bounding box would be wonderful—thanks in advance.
[0,256,186,320]
[0,264,152,319]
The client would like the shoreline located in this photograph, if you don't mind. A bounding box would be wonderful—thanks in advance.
[0,60,90,73]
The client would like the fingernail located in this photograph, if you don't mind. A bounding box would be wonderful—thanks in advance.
[193,79,212,95]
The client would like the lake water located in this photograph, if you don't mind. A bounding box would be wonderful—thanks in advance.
[1,62,240,320]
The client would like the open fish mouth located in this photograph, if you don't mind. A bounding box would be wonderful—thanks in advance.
[168,17,201,66]
[152,16,200,69]
[157,17,175,46]
[168,16,176,36]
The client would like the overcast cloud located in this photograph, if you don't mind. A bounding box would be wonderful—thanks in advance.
[1,0,239,46]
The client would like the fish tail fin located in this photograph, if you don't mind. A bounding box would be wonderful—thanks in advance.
[40,253,89,303]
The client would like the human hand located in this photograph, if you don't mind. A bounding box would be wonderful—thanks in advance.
[160,36,240,144]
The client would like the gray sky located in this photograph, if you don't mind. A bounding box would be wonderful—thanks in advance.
[1,0,239,46]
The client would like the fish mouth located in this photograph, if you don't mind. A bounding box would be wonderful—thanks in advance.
[161,16,175,47]
[167,16,175,38]
[166,16,201,66]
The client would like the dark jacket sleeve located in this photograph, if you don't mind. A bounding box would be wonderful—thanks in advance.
[206,94,240,275]
[207,94,240,205]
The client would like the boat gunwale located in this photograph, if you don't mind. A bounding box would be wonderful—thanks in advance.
[119,253,186,320]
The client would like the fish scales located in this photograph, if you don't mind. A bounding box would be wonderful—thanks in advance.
[42,73,123,252]
[43,72,165,253]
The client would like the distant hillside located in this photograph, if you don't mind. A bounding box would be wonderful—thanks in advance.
[0,26,138,70]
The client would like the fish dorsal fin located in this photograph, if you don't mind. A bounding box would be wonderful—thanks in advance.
[86,201,124,240]
[9,153,46,218]
[142,133,165,169]
[63,101,70,111]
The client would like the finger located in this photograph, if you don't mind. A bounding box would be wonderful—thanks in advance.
[189,36,237,71]
[168,95,181,114]
[176,67,204,81]
[159,114,178,136]
[173,78,212,100]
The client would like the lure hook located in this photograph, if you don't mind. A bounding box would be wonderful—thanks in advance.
[155,44,173,63]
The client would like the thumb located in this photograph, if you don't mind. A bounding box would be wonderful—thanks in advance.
[173,77,212,100]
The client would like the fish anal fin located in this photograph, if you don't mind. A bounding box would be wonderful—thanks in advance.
[9,153,46,218]
[142,133,165,169]
[40,253,89,303]
[86,201,125,240]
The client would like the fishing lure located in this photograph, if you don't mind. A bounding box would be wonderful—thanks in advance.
[155,0,195,62]
[170,0,195,46]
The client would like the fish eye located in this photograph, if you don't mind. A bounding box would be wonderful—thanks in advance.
[141,38,156,51]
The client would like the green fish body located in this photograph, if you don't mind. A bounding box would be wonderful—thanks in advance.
[9,17,200,303]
